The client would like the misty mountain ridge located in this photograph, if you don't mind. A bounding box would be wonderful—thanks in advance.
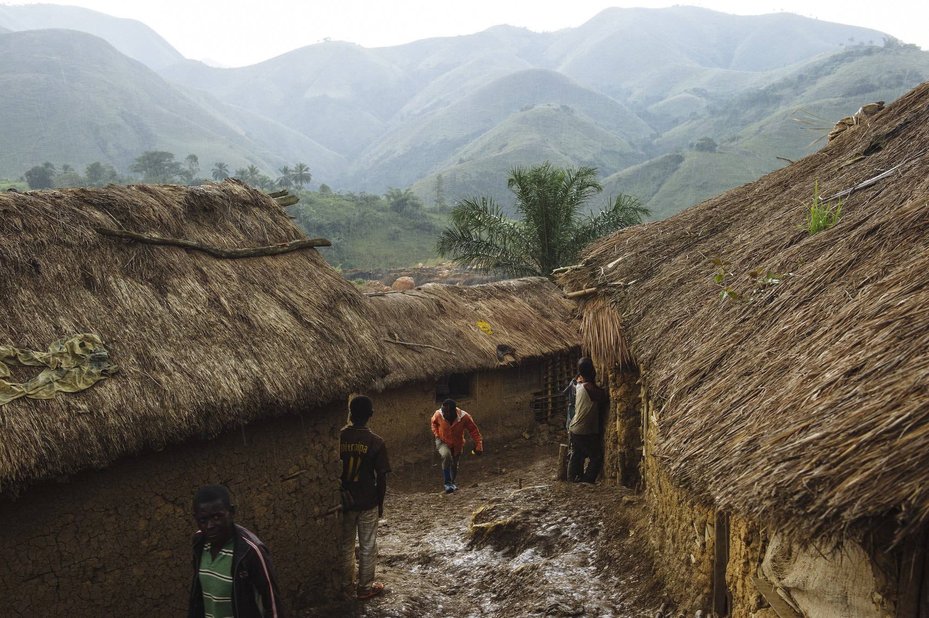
[1,3,927,218]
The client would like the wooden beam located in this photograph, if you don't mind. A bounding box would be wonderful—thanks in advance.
[96,227,330,259]
[752,575,802,618]
[273,194,299,207]
[565,287,598,298]
[382,337,451,354]
[896,524,927,617]
[713,511,731,616]
[556,443,569,481]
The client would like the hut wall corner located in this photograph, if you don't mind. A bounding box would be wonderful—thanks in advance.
[603,365,642,488]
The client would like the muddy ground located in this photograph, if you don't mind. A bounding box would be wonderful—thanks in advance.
[306,440,670,617]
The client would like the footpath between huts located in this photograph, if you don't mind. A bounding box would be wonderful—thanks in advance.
[304,441,668,617]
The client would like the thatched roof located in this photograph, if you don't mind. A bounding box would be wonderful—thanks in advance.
[367,278,580,390]
[560,83,929,542]
[0,180,386,491]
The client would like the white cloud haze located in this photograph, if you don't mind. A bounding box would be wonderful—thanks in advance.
[4,0,926,66]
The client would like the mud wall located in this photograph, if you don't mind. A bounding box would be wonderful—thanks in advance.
[726,515,768,616]
[371,363,543,467]
[603,367,642,487]
[640,387,716,611]
[638,382,774,615]
[635,381,894,618]
[0,403,345,616]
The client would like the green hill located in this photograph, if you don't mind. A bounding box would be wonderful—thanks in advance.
[411,104,643,210]
[621,43,929,217]
[0,29,297,179]
[548,7,888,102]
[287,190,448,270]
[348,68,651,190]
[162,41,414,157]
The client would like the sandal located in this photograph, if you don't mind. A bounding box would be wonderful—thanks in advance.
[357,582,385,600]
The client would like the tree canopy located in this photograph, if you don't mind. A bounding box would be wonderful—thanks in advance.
[129,151,183,183]
[437,162,649,278]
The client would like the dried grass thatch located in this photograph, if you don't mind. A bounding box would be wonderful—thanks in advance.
[0,180,386,491]
[561,83,929,542]
[367,278,580,390]
[578,295,632,370]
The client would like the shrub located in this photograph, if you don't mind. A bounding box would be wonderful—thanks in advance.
[807,180,842,235]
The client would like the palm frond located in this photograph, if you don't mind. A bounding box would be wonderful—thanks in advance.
[437,197,537,276]
[572,193,649,251]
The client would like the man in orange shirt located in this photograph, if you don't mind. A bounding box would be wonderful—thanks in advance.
[431,399,483,493]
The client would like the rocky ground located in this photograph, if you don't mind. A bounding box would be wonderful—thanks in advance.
[305,441,670,617]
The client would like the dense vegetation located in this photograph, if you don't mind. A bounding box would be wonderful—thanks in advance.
[287,187,449,270]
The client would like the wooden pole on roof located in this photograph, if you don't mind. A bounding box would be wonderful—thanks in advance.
[95,227,330,258]
[565,287,598,298]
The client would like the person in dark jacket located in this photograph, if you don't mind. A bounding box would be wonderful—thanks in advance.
[188,484,283,618]
[340,395,390,600]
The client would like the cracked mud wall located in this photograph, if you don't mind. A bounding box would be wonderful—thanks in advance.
[0,403,344,616]
[631,381,894,618]
[726,513,768,616]
[597,369,715,610]
[600,369,909,617]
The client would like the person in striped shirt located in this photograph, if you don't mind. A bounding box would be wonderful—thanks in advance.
[188,485,283,618]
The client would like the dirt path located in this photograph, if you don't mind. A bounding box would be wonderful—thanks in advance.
[309,440,668,617]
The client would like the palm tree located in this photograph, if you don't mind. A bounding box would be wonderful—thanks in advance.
[437,162,648,278]
[291,162,311,189]
[211,162,230,181]
[276,166,293,188]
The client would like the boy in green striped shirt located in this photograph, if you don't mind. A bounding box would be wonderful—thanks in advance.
[188,485,284,618]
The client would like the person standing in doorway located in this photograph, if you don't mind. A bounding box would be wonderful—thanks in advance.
[340,395,390,601]
[188,484,283,618]
[567,357,608,483]
[431,398,483,493]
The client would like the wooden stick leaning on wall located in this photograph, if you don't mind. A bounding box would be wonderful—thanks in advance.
[95,227,331,259]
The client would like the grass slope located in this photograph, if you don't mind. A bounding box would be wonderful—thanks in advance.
[350,68,652,190]
[0,29,285,179]
[411,105,644,210]
[287,192,448,270]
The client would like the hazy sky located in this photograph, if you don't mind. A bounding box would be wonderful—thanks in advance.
[6,1,926,66]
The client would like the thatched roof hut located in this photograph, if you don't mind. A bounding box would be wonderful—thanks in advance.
[560,83,929,542]
[367,277,580,390]
[0,180,386,492]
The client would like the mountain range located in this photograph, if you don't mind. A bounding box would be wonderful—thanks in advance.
[2,3,928,218]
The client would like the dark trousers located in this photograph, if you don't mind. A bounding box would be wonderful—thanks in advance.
[568,432,602,483]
